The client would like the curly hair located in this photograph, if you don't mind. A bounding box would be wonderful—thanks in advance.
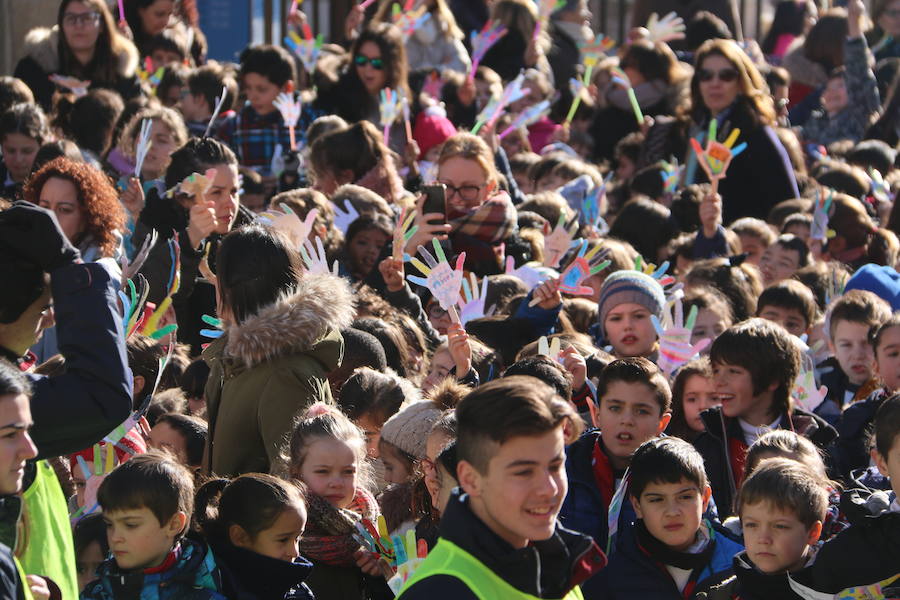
[24,157,125,257]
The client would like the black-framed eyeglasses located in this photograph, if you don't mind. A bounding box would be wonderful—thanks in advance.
[698,68,739,83]
[63,11,101,27]
[439,182,485,203]
[354,55,384,70]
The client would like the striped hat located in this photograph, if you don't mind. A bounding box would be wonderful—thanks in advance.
[597,270,666,339]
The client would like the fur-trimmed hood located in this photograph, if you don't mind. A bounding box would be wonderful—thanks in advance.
[23,26,139,79]
[223,273,355,369]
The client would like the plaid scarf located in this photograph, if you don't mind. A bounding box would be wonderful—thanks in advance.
[301,488,379,567]
[449,191,517,243]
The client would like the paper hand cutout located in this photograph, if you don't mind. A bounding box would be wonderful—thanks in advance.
[386,529,429,595]
[123,229,158,280]
[810,188,834,242]
[133,118,153,178]
[793,351,827,413]
[284,23,323,74]
[651,298,711,375]
[473,71,527,133]
[273,93,302,150]
[543,214,581,268]
[578,33,616,66]
[634,255,676,287]
[168,168,217,199]
[646,11,686,43]
[393,207,417,261]
[504,255,554,291]
[422,71,443,101]
[610,67,644,124]
[118,275,150,339]
[300,236,339,276]
[498,99,551,139]
[49,74,90,97]
[199,314,224,339]
[660,158,681,195]
[533,0,565,39]
[332,200,360,235]
[579,172,612,228]
[537,336,565,363]
[458,272,496,325]
[203,85,228,138]
[138,57,165,94]
[256,203,318,251]
[469,21,508,80]
[869,167,892,204]
[391,0,431,39]
[558,240,611,296]
[407,239,466,319]
[379,87,402,127]
[689,120,747,193]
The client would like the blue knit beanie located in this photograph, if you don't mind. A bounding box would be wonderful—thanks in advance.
[845,264,900,311]
[597,270,666,338]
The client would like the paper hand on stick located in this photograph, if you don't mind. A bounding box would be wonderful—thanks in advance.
[651,298,711,375]
[792,360,828,414]
[386,529,429,594]
[407,239,466,321]
[557,240,610,296]
[578,33,616,66]
[660,159,681,195]
[256,203,318,251]
[537,336,564,363]
[273,93,301,150]
[543,214,580,268]
[810,188,834,242]
[646,11,686,43]
[133,118,153,178]
[689,120,746,194]
[49,74,90,97]
[333,200,360,235]
[458,273,495,325]
[300,236,339,276]
[393,207,417,261]
[469,21,508,80]
[392,0,431,39]
[499,99,551,139]
[473,71,527,133]
[168,168,217,199]
[200,314,224,339]
[504,254,554,291]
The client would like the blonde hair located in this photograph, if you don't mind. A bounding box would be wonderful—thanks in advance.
[437,133,499,187]
[287,403,370,487]
[119,107,188,159]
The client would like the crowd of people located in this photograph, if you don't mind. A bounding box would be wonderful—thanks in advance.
[0,0,899,597]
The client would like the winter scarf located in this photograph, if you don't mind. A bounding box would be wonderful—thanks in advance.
[449,191,517,243]
[635,519,714,570]
[300,488,379,568]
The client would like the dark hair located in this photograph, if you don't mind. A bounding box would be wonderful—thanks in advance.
[338,367,418,426]
[331,328,388,393]
[0,251,46,325]
[147,29,188,64]
[628,437,708,499]
[826,289,891,341]
[59,0,135,86]
[195,474,305,547]
[803,10,848,72]
[164,137,237,190]
[772,234,811,267]
[53,89,124,156]
[147,388,187,426]
[874,394,900,457]
[792,261,850,312]
[352,317,410,378]
[457,376,577,473]
[762,0,816,54]
[309,121,392,186]
[685,258,762,322]
[609,197,679,262]
[685,10,732,51]
[32,140,83,174]
[216,225,302,325]
[503,355,574,401]
[179,358,210,401]
[0,103,50,146]
[97,451,194,536]
[756,279,819,329]
[0,360,30,397]
[710,319,801,416]
[154,413,207,467]
[187,63,238,115]
[239,44,296,88]
[871,314,900,355]
[667,357,712,442]
[0,77,34,114]
[847,140,896,176]
[597,358,672,415]
[738,457,828,528]
[126,335,166,409]
[73,512,109,561]
[620,39,680,84]
[744,429,827,480]
[155,62,189,105]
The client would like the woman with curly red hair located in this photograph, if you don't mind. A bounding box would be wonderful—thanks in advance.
[25,157,126,261]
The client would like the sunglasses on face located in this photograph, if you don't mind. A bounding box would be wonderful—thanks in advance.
[698,68,739,83]
[354,55,384,70]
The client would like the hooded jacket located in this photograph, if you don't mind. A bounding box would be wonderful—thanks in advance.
[399,489,606,599]
[693,406,838,518]
[203,273,355,477]
[13,26,141,111]
[209,539,315,600]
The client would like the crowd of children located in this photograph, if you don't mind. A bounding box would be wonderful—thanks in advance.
[0,0,900,597]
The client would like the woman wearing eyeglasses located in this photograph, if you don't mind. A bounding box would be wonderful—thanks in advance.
[14,0,142,112]
[685,39,798,224]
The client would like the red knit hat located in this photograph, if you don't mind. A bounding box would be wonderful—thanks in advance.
[413,111,457,159]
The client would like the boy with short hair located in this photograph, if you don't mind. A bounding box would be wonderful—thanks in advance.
[217,45,314,175]
[819,289,891,413]
[705,458,828,599]
[695,319,836,517]
[597,438,743,599]
[182,63,237,137]
[809,395,900,592]
[81,452,225,599]
[559,358,672,553]
[758,234,809,287]
[398,376,606,599]
[755,279,818,339]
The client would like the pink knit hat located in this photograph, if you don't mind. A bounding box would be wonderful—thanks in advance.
[413,112,457,160]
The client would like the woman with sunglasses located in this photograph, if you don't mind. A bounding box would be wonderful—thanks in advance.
[684,39,798,224]
[14,0,142,111]
[316,23,412,156]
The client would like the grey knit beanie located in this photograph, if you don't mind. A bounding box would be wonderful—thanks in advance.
[379,401,444,459]
[597,270,666,338]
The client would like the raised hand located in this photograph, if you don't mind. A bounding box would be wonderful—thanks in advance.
[645,11,686,43]
[300,236,339,275]
[446,322,473,376]
[543,213,580,268]
[379,256,406,292]
[407,238,466,321]
[689,121,746,195]
[504,254,553,291]
[651,298,711,376]
[393,207,418,261]
[458,272,495,325]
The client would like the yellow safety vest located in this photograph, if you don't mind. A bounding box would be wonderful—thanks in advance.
[14,556,35,600]
[398,539,585,600]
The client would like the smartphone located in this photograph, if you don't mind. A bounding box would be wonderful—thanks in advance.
[421,183,447,224]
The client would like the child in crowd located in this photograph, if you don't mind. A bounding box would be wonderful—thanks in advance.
[559,358,672,552]
[195,474,315,599]
[695,319,836,517]
[758,234,810,287]
[81,452,225,599]
[181,63,238,137]
[148,412,207,472]
[398,377,606,599]
[0,102,50,199]
[286,403,391,599]
[728,218,775,266]
[595,437,743,599]
[754,279,818,339]
[73,514,108,593]
[666,357,717,443]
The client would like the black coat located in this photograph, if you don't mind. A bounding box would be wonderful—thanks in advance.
[209,540,315,600]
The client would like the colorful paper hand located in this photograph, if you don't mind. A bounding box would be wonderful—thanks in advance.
[651,298,711,375]
[689,120,747,195]
[422,71,443,101]
[407,239,466,320]
[284,24,323,74]
[609,67,644,125]
[498,99,551,139]
[123,229,158,280]
[168,168,217,199]
[660,158,681,195]
[458,272,495,325]
[138,58,165,94]
[391,0,431,40]
[379,87,402,145]
[504,255,554,290]
[792,360,827,413]
[869,167,892,204]
[256,203,318,251]
[580,172,612,228]
[133,118,153,178]
[810,188,834,242]
[634,255,676,287]
[557,240,610,296]
[469,21,508,81]
[472,71,527,133]
[386,529,429,594]
[48,74,90,97]
[199,314,224,339]
[333,199,360,235]
[578,33,616,66]
[646,11,686,43]
[300,236,339,276]
[273,92,302,150]
[542,214,580,268]
[393,207,417,261]
[533,0,565,39]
